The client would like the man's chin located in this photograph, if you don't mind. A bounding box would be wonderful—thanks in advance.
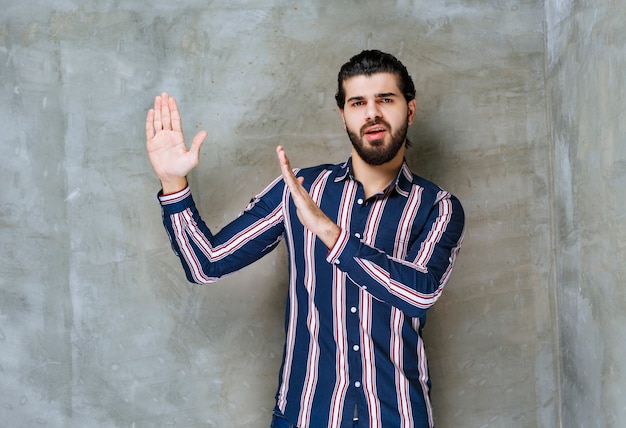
[365,138,385,147]
[355,148,396,166]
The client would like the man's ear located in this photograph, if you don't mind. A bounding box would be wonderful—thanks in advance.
[407,99,417,126]
[339,109,347,130]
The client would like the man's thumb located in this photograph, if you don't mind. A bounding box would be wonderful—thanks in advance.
[190,130,208,154]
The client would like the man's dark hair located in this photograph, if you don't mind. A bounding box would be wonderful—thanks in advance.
[335,50,416,109]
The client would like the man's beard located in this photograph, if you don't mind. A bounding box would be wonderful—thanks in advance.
[347,117,409,166]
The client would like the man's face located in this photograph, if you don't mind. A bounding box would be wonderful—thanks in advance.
[340,72,416,166]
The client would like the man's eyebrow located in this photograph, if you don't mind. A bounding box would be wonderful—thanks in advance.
[346,95,365,103]
[376,92,398,98]
[346,92,399,103]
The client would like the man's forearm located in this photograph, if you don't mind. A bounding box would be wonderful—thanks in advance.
[309,216,341,249]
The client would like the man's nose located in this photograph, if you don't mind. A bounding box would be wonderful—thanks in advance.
[365,102,382,121]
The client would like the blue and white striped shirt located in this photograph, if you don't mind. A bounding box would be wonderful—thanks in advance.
[159,158,465,428]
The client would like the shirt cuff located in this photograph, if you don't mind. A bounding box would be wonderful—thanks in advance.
[326,228,358,267]
[158,186,193,214]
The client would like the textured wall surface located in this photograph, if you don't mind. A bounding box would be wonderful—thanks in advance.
[0,1,561,427]
[546,1,626,427]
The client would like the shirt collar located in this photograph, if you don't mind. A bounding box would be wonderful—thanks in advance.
[333,157,413,198]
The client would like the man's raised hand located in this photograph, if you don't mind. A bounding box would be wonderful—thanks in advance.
[276,146,340,248]
[146,93,207,194]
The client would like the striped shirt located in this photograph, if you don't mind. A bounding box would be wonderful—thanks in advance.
[159,158,465,428]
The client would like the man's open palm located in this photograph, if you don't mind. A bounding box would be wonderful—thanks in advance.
[146,93,207,192]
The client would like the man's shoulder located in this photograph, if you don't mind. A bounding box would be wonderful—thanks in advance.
[297,161,344,177]
[402,165,461,205]
[411,174,442,192]
[401,164,442,193]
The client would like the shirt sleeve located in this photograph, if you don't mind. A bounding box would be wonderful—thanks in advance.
[326,190,465,318]
[158,179,286,284]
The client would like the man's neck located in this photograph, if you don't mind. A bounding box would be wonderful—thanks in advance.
[351,149,405,199]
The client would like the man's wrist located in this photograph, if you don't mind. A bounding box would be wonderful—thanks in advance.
[317,221,341,250]
[161,177,188,195]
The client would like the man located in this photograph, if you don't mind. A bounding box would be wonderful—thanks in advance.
[146,50,464,428]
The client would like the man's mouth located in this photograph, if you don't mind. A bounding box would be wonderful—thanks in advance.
[363,126,387,140]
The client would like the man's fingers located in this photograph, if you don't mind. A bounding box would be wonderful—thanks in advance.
[153,95,163,130]
[169,97,182,132]
[146,109,155,141]
[276,146,292,174]
[161,93,171,130]
[149,93,181,139]
[277,146,308,200]
[276,146,296,185]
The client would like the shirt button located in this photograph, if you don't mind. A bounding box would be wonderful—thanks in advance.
[350,306,357,313]
[334,259,340,265]
[353,344,360,352]
[355,233,361,239]
[357,198,364,205]
[354,381,361,388]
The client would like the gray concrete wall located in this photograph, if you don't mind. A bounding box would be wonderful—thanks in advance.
[4,0,615,427]
[546,1,626,427]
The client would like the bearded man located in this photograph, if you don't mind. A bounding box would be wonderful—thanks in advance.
[146,50,465,428]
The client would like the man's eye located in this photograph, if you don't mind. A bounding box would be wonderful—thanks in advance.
[353,101,364,107]
[381,98,392,103]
